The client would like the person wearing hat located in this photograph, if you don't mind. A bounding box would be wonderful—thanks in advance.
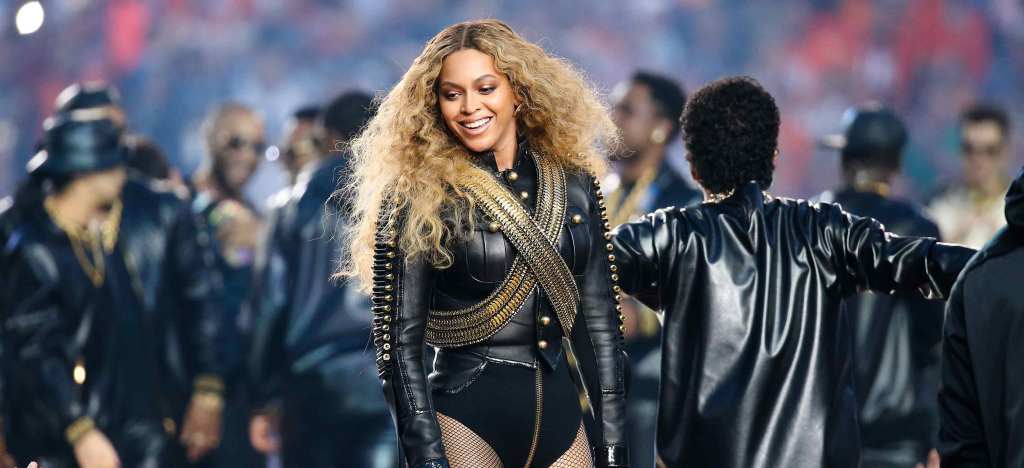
[53,82,126,128]
[1,112,229,467]
[1,115,154,467]
[818,104,946,467]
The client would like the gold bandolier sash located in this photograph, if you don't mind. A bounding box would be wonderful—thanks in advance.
[425,154,580,347]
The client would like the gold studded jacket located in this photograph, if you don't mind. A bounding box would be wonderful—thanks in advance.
[371,148,628,467]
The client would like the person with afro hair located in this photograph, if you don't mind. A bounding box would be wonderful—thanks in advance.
[610,76,975,468]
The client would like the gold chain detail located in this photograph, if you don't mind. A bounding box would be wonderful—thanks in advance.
[604,163,658,227]
[44,198,122,287]
[523,361,543,468]
[425,153,577,347]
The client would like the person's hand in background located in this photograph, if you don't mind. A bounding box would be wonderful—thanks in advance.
[73,429,120,468]
[180,392,224,461]
[915,449,940,468]
[249,412,281,455]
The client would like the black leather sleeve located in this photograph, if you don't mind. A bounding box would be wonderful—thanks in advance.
[587,177,629,467]
[832,207,975,299]
[610,210,671,310]
[1,247,84,435]
[246,207,290,410]
[166,202,227,388]
[371,211,448,468]
[936,279,989,467]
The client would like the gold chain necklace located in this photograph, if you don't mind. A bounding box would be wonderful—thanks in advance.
[44,198,122,287]
[605,163,658,227]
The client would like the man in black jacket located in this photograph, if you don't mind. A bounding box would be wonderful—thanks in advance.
[611,76,975,468]
[607,72,702,468]
[2,103,226,468]
[818,105,945,467]
[939,166,1024,467]
[2,114,206,468]
[247,91,396,467]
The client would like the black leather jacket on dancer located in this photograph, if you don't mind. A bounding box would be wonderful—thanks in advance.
[370,148,628,467]
[248,156,394,465]
[818,188,945,458]
[0,178,225,464]
[612,181,974,468]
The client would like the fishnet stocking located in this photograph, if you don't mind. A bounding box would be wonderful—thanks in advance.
[437,412,503,468]
[548,422,592,467]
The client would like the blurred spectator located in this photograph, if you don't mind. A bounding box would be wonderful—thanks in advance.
[927,104,1012,248]
[247,91,396,468]
[277,106,321,185]
[2,87,231,468]
[4,0,1022,203]
[123,133,187,193]
[604,70,701,468]
[818,105,944,467]
[124,133,171,179]
[189,102,266,468]
[0,116,154,468]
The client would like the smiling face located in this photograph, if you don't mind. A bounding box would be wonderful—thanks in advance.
[437,48,519,155]
[212,111,265,193]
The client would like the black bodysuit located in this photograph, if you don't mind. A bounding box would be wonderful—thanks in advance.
[370,144,628,468]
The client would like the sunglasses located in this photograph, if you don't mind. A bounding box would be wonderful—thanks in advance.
[961,141,1004,158]
[225,135,267,154]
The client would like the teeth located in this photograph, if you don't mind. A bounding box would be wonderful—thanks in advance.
[464,117,491,129]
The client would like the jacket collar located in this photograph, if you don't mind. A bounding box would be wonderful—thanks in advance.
[722,181,766,211]
[473,138,529,173]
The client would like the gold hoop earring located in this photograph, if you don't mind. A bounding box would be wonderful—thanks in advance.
[514,103,523,115]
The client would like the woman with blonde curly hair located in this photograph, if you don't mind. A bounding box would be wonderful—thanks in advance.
[343,19,628,468]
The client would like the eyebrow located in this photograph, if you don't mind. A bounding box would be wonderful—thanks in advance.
[439,74,499,89]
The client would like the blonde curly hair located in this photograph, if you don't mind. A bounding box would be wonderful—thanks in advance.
[342,19,617,290]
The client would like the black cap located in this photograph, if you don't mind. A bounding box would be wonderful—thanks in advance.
[26,116,125,176]
[54,82,121,115]
[821,104,907,160]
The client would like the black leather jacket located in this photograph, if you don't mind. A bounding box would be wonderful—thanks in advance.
[119,179,227,402]
[248,156,387,417]
[374,151,628,467]
[0,178,224,463]
[820,188,944,453]
[612,181,974,468]
[939,167,1024,467]
[1,178,224,452]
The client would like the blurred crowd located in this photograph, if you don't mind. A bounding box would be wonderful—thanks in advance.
[0,1,1022,467]
[2,0,1024,202]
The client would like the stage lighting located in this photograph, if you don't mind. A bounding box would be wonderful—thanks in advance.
[15,1,44,36]
[265,145,280,162]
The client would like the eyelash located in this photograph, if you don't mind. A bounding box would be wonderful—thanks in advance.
[443,86,496,101]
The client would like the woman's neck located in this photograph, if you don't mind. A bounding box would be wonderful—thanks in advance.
[491,135,518,171]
